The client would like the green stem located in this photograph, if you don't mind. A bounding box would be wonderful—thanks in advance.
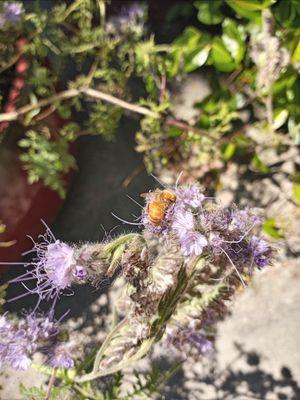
[102,233,142,254]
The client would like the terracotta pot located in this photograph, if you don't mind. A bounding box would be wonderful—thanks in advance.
[0,39,74,271]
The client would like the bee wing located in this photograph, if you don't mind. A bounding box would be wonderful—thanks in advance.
[140,192,150,198]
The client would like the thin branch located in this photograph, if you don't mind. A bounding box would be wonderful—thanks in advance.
[82,87,159,117]
[0,87,158,123]
[0,86,216,139]
[45,368,57,400]
[265,91,274,130]
[0,88,80,122]
[159,73,167,103]
[165,117,214,140]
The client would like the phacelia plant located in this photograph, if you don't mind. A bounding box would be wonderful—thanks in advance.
[1,182,274,397]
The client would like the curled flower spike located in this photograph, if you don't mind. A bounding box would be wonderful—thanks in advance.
[142,184,271,284]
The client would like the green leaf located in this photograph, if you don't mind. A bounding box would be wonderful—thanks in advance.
[194,0,223,25]
[293,183,300,204]
[288,118,300,145]
[251,154,269,173]
[19,384,45,399]
[273,0,300,28]
[226,0,275,12]
[222,142,236,160]
[211,37,237,72]
[191,45,211,67]
[226,0,275,20]
[292,39,300,64]
[18,130,76,198]
[173,26,202,49]
[262,218,284,239]
[167,126,182,138]
[222,19,246,63]
[273,109,289,130]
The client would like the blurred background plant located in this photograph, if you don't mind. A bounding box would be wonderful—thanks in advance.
[0,0,150,197]
[1,0,298,228]
[136,0,300,198]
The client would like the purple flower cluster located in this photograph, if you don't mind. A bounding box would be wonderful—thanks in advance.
[107,2,146,34]
[142,184,272,272]
[250,236,271,269]
[0,312,73,370]
[0,225,85,371]
[10,224,88,305]
[0,2,22,27]
[116,2,145,25]
[166,328,213,356]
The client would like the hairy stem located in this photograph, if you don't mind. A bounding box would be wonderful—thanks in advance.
[266,91,274,130]
[45,368,57,400]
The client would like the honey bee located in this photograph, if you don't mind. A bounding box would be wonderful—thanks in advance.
[141,189,176,225]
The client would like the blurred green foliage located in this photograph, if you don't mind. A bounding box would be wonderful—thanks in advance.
[135,0,299,205]
[0,0,151,196]
[0,0,299,208]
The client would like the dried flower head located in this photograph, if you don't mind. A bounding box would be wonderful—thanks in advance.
[250,9,289,93]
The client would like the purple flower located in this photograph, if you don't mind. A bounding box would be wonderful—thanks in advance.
[107,2,145,33]
[43,241,76,290]
[47,343,74,369]
[166,328,213,356]
[188,332,213,354]
[118,2,145,24]
[9,223,84,305]
[0,313,55,370]
[176,185,205,209]
[0,2,22,26]
[172,208,195,238]
[230,210,262,233]
[180,231,208,257]
[126,3,145,21]
[0,312,74,371]
[250,236,271,268]
[172,208,207,256]
[202,208,233,233]
[73,265,88,280]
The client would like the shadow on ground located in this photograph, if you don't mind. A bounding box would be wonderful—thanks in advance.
[163,343,300,400]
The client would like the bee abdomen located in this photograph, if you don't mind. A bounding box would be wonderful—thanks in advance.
[148,201,166,225]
